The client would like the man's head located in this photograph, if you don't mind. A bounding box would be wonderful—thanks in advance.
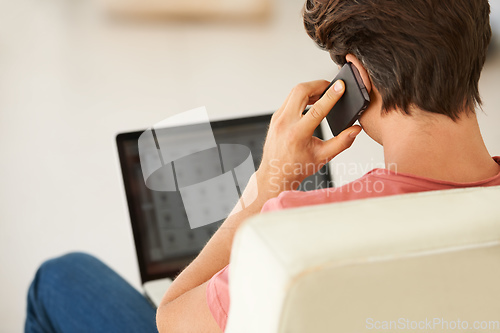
[303,0,492,124]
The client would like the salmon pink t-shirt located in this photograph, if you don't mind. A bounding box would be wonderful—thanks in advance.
[206,157,500,331]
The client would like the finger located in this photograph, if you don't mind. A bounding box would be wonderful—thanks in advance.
[318,125,362,161]
[301,95,323,115]
[282,80,331,120]
[299,80,345,138]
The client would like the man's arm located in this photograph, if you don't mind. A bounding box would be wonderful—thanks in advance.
[156,79,362,332]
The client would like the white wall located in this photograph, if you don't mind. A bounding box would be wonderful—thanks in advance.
[0,0,499,331]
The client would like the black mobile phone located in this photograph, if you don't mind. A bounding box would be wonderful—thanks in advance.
[316,62,371,136]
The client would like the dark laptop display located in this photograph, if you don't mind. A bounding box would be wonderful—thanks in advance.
[116,113,332,284]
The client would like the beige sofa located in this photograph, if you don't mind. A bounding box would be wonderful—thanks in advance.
[226,186,500,333]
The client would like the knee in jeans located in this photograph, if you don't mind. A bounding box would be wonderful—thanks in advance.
[37,252,102,283]
[28,252,101,311]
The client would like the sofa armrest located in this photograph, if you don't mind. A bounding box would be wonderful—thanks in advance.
[226,186,500,333]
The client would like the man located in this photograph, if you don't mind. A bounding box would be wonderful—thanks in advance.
[26,0,499,332]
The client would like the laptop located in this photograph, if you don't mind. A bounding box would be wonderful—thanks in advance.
[116,112,333,307]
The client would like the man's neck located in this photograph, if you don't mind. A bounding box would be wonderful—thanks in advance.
[381,110,500,183]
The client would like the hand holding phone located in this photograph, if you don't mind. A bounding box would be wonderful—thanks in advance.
[258,79,361,192]
[306,62,370,136]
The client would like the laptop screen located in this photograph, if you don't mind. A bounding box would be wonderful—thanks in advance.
[116,113,333,283]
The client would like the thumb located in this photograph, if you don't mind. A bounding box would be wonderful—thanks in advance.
[320,125,362,161]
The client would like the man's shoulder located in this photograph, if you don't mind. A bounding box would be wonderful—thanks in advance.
[263,159,500,213]
[262,169,396,212]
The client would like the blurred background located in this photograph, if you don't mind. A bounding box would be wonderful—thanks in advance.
[1,0,499,331]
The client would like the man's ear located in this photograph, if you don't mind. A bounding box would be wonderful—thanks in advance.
[345,54,372,93]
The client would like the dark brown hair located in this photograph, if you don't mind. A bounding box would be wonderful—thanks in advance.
[303,0,491,120]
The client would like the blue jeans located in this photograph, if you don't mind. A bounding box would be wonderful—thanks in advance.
[25,252,158,333]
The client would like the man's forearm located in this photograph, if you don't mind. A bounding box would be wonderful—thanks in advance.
[157,79,359,316]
